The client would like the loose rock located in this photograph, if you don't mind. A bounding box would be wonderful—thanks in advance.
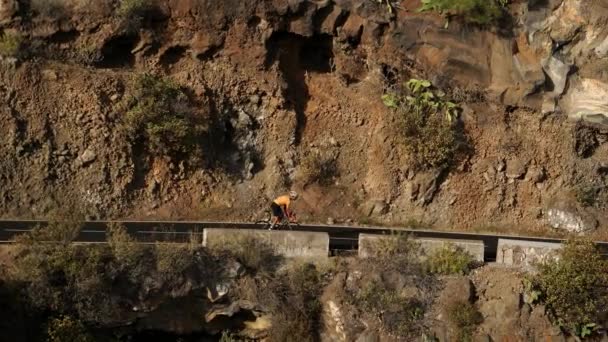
[78,148,97,166]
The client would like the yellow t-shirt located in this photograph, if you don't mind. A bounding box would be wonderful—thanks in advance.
[273,195,291,209]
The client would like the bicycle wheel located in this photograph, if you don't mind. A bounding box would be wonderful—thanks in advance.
[283,220,300,230]
[255,211,272,229]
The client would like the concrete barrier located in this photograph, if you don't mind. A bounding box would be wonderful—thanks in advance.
[358,234,484,261]
[203,229,329,258]
[496,239,561,268]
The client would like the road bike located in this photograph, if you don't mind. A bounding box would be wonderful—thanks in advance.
[255,210,300,230]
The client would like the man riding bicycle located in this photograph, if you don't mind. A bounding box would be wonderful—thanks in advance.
[270,191,298,230]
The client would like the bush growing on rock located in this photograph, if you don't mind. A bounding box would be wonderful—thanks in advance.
[125,73,206,161]
[418,0,507,25]
[0,31,23,58]
[209,235,279,273]
[426,243,475,275]
[118,0,155,18]
[234,261,324,342]
[118,0,158,31]
[382,79,465,170]
[12,221,215,326]
[530,238,608,338]
[446,300,483,341]
[346,233,438,338]
[299,149,339,186]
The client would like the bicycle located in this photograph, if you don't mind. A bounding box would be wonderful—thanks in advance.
[255,210,300,230]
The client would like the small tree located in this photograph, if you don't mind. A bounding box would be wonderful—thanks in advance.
[531,238,608,338]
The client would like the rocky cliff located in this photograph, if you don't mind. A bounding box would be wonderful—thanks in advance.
[0,0,607,235]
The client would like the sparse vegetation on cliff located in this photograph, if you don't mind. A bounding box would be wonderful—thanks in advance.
[11,221,215,326]
[426,243,475,275]
[418,0,508,25]
[529,238,608,338]
[382,79,465,170]
[0,31,23,58]
[446,300,483,341]
[125,73,206,161]
[299,149,339,186]
[346,233,437,338]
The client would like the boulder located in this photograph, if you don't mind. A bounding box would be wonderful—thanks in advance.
[546,208,598,233]
[77,148,97,167]
[561,78,608,125]
[541,55,571,97]
[525,166,546,184]
[361,199,388,217]
[506,159,528,180]
[545,0,585,44]
[440,277,474,305]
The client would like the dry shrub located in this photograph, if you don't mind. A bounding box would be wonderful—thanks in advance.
[12,222,214,325]
[348,233,437,338]
[209,235,279,273]
[233,261,324,342]
[299,149,339,186]
[446,300,483,341]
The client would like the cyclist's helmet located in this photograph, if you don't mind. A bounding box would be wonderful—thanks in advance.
[289,191,298,200]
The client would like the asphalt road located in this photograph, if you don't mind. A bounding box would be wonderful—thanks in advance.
[3,219,604,261]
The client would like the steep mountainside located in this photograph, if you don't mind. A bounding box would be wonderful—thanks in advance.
[0,0,607,235]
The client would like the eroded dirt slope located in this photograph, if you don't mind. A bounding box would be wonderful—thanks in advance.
[0,0,607,235]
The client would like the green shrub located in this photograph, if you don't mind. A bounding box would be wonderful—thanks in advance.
[446,300,483,341]
[418,0,507,25]
[118,0,157,31]
[382,79,463,170]
[0,31,23,58]
[125,73,205,160]
[367,231,421,260]
[530,238,608,338]
[46,316,94,342]
[118,0,155,18]
[426,243,475,275]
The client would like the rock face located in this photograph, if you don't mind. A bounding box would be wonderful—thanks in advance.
[0,0,606,232]
[471,266,563,341]
[562,78,608,125]
[546,208,597,233]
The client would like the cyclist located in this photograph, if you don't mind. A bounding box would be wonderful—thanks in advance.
[270,191,298,230]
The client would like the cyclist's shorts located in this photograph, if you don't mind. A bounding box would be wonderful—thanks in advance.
[271,202,284,218]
